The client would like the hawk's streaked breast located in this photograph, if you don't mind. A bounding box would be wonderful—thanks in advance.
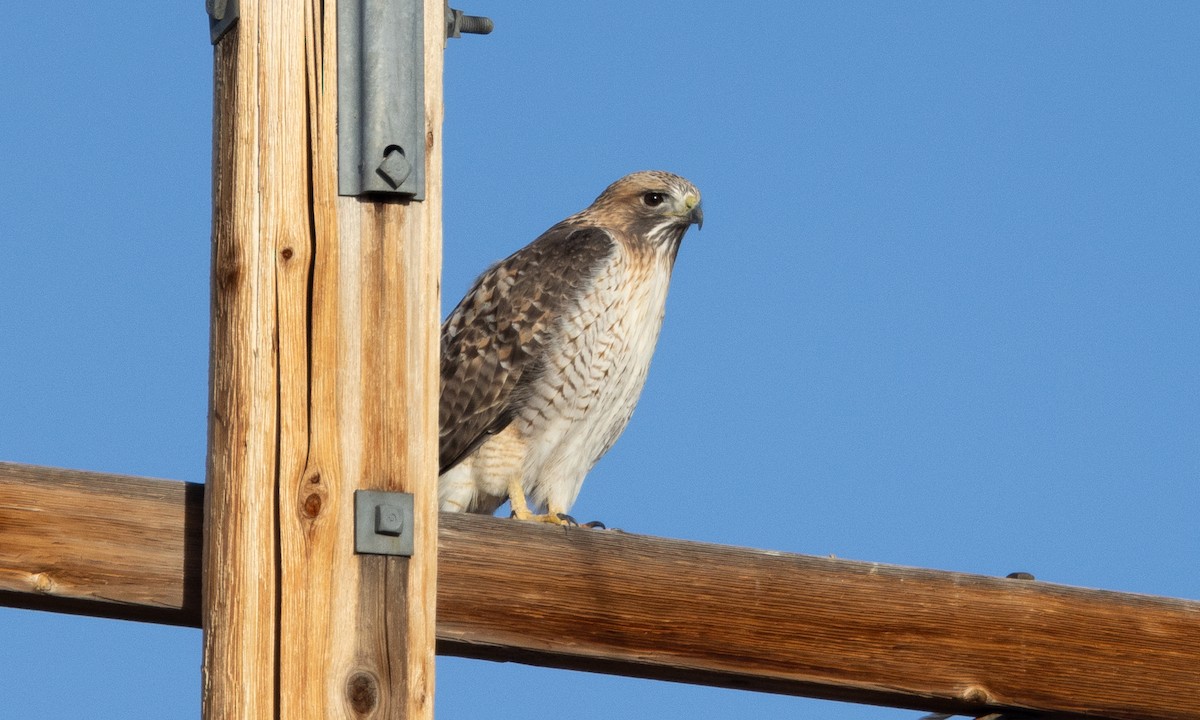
[518,238,677,514]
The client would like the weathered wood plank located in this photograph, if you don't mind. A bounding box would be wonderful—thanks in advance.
[203,0,442,717]
[204,5,283,718]
[437,514,1200,720]
[0,463,202,625]
[3,463,1197,720]
[271,0,443,717]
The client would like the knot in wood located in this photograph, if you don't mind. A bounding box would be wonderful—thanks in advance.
[31,572,55,593]
[302,492,322,518]
[959,684,996,704]
[346,671,379,715]
[215,254,240,290]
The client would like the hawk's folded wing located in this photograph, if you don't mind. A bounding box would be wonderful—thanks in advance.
[438,225,617,473]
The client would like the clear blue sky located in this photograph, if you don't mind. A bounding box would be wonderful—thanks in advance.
[2,2,1197,719]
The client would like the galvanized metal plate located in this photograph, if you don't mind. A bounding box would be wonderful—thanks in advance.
[354,490,415,556]
[337,0,425,198]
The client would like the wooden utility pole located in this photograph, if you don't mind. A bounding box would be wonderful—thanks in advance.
[204,1,441,718]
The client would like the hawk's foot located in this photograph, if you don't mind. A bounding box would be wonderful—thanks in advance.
[506,510,606,528]
[551,513,610,529]
[508,509,576,526]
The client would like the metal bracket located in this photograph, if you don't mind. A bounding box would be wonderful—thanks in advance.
[354,490,414,557]
[337,0,426,198]
[337,0,492,198]
[206,0,239,44]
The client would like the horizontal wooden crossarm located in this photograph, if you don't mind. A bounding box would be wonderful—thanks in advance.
[1,461,1197,720]
[0,462,203,625]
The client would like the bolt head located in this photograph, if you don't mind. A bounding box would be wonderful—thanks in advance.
[375,504,404,536]
[377,147,413,190]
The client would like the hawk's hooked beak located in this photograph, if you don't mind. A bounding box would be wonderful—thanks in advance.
[685,196,704,229]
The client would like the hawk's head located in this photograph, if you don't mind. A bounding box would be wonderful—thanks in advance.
[586,171,703,249]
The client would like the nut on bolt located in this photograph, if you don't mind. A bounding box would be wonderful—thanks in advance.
[376,145,413,190]
[375,503,405,537]
[446,6,494,38]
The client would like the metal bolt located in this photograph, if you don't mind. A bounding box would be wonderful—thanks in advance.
[446,7,494,38]
[375,503,405,537]
[376,146,412,190]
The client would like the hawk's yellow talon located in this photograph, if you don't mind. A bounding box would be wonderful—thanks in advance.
[508,508,575,526]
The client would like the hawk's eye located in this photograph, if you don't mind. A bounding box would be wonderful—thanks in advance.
[642,192,666,207]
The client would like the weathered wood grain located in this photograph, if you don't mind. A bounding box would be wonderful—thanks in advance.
[205,11,280,719]
[0,463,202,625]
[268,1,443,718]
[3,464,1197,720]
[203,0,442,717]
[437,513,1200,720]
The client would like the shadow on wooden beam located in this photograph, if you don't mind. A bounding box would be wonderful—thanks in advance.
[2,461,1198,720]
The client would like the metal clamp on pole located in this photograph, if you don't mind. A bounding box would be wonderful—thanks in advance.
[338,0,427,198]
[337,0,493,198]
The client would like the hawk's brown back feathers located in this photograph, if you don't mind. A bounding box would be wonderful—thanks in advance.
[439,226,616,473]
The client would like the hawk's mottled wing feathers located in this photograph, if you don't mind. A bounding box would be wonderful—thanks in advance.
[438,225,617,473]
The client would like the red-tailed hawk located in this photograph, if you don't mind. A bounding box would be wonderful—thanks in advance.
[439,171,703,525]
